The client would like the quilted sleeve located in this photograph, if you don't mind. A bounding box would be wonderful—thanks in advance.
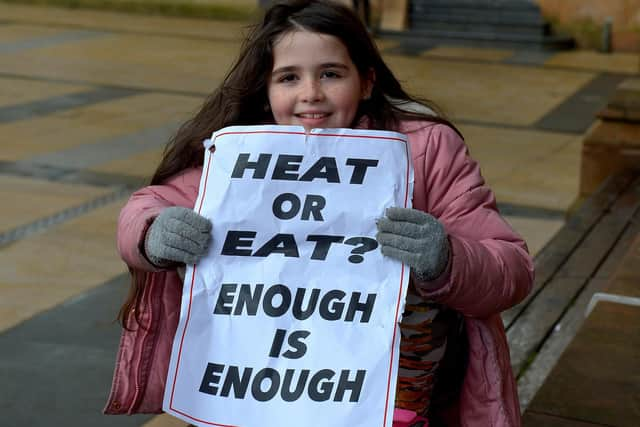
[116,168,202,271]
[412,125,534,318]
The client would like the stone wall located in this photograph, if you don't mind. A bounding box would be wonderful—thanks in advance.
[535,0,640,52]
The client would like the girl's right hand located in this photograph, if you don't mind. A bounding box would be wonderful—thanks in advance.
[144,206,212,267]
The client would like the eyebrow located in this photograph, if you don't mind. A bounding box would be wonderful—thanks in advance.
[271,63,350,75]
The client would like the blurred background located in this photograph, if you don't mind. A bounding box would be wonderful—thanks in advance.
[1,0,638,426]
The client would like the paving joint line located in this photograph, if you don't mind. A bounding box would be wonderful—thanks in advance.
[0,28,110,54]
[498,202,565,220]
[0,71,206,98]
[2,17,244,44]
[0,186,132,247]
[0,86,143,124]
[454,118,582,135]
[0,159,147,188]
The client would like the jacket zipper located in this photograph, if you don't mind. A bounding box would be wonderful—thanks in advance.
[129,274,158,413]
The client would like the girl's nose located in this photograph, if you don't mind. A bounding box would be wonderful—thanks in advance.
[300,79,324,103]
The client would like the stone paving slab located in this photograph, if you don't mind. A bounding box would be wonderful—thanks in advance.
[0,273,154,427]
[0,21,104,45]
[0,201,126,331]
[0,24,108,54]
[23,122,179,170]
[0,22,66,43]
[493,138,582,211]
[91,147,164,177]
[143,414,188,427]
[525,302,640,426]
[385,55,596,126]
[545,50,640,75]
[460,124,582,211]
[0,32,241,93]
[0,175,114,233]
[0,3,248,41]
[0,92,197,161]
[0,86,140,124]
[535,73,628,133]
[503,50,556,66]
[0,75,92,107]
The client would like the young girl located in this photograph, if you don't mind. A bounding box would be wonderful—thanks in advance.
[104,1,534,426]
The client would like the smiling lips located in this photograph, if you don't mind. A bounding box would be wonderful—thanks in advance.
[295,112,332,128]
[296,112,330,119]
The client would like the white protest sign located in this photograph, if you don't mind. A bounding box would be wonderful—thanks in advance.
[163,125,414,427]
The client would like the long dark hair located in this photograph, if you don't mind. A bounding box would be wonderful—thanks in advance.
[119,0,460,327]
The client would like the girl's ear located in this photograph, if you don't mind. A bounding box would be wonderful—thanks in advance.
[361,69,375,100]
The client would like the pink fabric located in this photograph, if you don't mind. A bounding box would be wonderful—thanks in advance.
[403,123,533,426]
[104,169,200,414]
[105,122,534,426]
[393,408,428,426]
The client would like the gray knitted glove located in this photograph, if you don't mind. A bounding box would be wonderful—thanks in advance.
[376,207,450,282]
[144,206,212,267]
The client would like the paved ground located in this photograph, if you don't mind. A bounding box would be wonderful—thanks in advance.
[0,3,638,426]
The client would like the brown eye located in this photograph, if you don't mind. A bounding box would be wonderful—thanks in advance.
[278,73,297,83]
[321,70,340,79]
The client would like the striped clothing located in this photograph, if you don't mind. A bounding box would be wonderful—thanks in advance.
[395,281,449,416]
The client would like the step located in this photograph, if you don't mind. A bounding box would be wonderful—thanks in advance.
[410,10,547,26]
[399,28,570,44]
[380,29,574,50]
[404,0,572,49]
[411,5,541,18]
[414,0,540,10]
[409,21,551,37]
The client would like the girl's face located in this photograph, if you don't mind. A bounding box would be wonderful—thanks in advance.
[267,30,373,132]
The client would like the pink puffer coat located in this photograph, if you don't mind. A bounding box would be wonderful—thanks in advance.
[105,122,534,426]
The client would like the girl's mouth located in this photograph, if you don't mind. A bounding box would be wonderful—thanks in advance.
[296,112,330,119]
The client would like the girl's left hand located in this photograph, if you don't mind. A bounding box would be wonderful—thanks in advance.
[376,207,450,282]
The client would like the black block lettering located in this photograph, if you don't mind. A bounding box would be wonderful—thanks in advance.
[220,365,252,398]
[308,369,335,402]
[253,234,299,258]
[221,231,256,256]
[199,363,225,395]
[345,292,377,323]
[292,288,320,320]
[299,157,339,183]
[319,290,346,321]
[282,330,310,359]
[272,155,303,180]
[231,153,271,179]
[334,370,366,402]
[346,158,379,184]
[263,284,292,317]
[269,328,286,358]
[233,284,263,316]
[301,194,326,221]
[252,368,280,402]
[213,284,237,315]
[272,193,301,220]
[281,369,310,402]
[307,235,344,260]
